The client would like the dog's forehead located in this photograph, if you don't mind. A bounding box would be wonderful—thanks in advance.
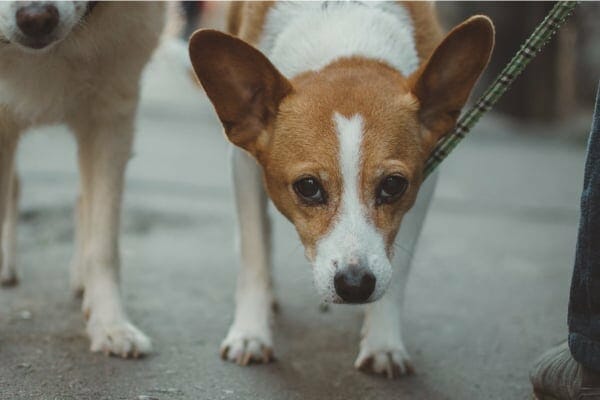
[271,60,423,172]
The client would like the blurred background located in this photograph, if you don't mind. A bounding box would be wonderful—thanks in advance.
[176,1,600,136]
[439,2,599,133]
[1,2,599,400]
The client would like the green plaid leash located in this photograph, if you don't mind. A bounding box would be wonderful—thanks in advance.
[423,1,579,178]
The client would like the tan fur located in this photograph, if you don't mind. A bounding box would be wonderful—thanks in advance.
[400,2,444,62]
[227,1,274,43]
[0,2,165,356]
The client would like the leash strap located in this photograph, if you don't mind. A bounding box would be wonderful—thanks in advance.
[423,1,579,178]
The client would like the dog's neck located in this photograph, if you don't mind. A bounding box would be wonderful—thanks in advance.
[258,1,419,79]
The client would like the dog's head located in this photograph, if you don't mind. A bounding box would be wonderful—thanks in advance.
[0,1,94,52]
[189,16,494,304]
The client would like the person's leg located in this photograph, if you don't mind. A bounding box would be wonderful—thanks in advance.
[530,82,600,399]
[568,81,600,372]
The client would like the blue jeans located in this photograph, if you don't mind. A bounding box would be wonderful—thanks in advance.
[568,82,600,372]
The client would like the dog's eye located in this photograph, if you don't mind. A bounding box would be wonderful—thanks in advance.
[293,177,326,205]
[376,174,408,205]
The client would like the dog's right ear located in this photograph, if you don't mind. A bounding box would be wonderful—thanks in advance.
[189,29,293,157]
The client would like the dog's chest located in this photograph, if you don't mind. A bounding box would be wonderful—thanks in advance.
[0,52,88,125]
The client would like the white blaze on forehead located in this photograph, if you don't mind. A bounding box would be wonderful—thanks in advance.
[335,113,363,227]
[312,113,392,303]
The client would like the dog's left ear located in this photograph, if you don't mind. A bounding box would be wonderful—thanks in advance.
[410,16,494,150]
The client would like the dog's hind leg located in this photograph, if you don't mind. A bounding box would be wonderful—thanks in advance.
[0,113,20,287]
[220,147,274,365]
[70,101,150,358]
[69,194,86,297]
[355,171,439,379]
[1,172,19,286]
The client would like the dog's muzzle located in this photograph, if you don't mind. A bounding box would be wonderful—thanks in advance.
[15,3,60,49]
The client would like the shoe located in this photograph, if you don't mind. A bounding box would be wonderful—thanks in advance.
[530,341,600,399]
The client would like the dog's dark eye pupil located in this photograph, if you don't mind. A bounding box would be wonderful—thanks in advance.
[293,177,325,204]
[296,178,319,197]
[377,175,408,204]
[382,176,404,195]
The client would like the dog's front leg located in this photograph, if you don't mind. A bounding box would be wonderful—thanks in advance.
[0,112,20,287]
[220,148,274,365]
[356,172,438,379]
[70,104,150,357]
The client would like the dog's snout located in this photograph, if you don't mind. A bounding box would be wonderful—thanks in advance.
[16,4,59,41]
[334,264,376,303]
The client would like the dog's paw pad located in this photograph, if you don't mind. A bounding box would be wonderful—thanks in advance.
[220,337,273,366]
[355,349,414,379]
[87,318,152,358]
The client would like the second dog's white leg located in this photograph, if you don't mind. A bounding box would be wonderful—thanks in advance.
[220,147,274,365]
[0,112,20,287]
[70,103,150,357]
[355,171,439,378]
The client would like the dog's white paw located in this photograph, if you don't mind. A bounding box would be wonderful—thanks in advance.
[355,345,414,379]
[86,314,151,358]
[220,329,273,365]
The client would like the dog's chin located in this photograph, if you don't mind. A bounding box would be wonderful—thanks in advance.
[13,38,60,53]
[5,32,66,53]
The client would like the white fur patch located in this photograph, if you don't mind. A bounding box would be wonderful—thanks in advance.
[259,1,419,78]
[313,113,392,303]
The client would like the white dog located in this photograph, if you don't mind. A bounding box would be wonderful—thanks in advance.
[0,1,164,357]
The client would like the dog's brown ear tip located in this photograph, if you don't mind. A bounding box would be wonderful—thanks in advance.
[189,29,229,54]
[457,15,495,56]
[466,15,496,38]
[189,29,213,49]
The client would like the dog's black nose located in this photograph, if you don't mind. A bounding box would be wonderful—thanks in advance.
[16,4,59,40]
[334,264,376,303]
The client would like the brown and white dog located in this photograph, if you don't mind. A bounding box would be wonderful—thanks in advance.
[189,1,494,377]
[0,2,164,357]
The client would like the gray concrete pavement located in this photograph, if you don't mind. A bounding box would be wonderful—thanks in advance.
[0,40,590,400]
